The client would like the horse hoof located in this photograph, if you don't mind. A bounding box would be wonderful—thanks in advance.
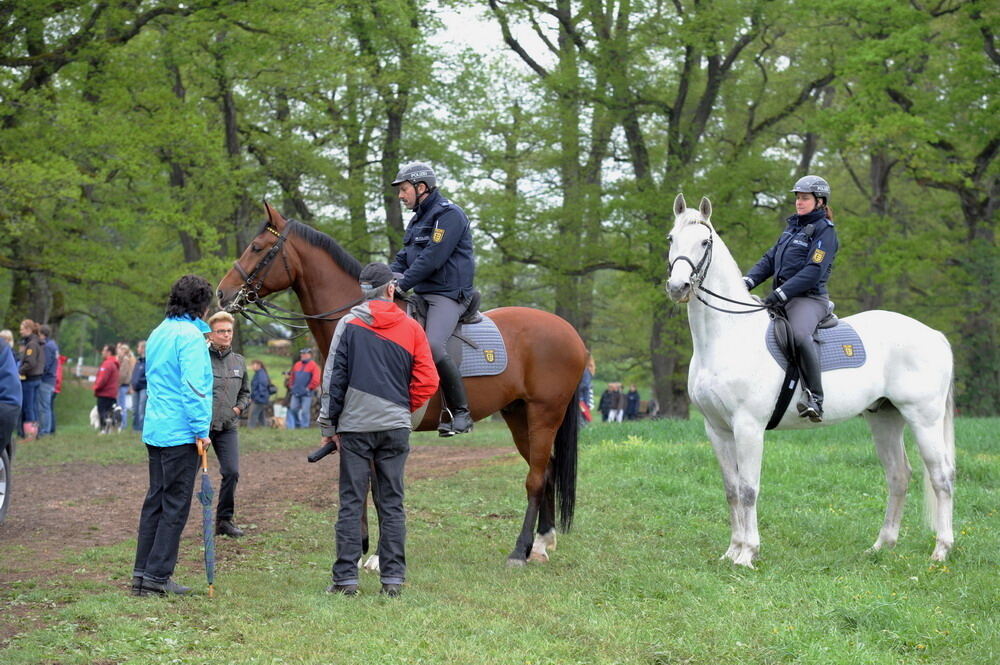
[506,557,527,568]
[528,551,549,564]
[363,555,380,572]
[931,543,951,561]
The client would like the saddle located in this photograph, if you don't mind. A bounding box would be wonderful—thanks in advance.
[764,303,867,429]
[397,290,508,378]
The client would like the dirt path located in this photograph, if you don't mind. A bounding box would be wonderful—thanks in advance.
[0,443,514,583]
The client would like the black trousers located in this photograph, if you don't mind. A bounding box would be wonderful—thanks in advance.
[208,427,240,522]
[96,395,116,430]
[133,444,199,584]
[333,428,410,586]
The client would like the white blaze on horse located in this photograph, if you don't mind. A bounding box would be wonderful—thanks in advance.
[666,193,956,567]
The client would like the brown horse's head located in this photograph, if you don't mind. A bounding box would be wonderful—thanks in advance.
[217,201,296,311]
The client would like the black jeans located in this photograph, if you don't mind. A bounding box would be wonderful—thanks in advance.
[333,429,410,586]
[133,444,199,584]
[209,427,240,522]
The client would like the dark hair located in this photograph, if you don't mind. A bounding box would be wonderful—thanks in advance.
[40,324,51,337]
[821,201,835,221]
[251,359,266,370]
[165,274,214,319]
[101,344,115,355]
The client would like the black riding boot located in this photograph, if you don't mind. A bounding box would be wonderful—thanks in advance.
[796,341,824,422]
[436,356,473,437]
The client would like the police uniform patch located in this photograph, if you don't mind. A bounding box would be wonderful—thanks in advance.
[26,349,32,355]
[432,228,445,243]
[811,248,826,263]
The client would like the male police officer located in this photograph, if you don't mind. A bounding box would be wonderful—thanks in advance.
[389,162,475,436]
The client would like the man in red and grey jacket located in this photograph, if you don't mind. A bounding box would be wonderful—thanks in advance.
[316,262,438,598]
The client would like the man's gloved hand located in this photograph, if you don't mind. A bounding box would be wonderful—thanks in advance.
[763,291,783,307]
[392,272,405,284]
[742,276,754,290]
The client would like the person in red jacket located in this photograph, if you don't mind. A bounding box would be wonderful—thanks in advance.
[285,347,322,429]
[317,262,438,598]
[93,344,120,434]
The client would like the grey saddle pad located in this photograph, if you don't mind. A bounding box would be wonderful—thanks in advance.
[452,315,508,377]
[765,320,867,372]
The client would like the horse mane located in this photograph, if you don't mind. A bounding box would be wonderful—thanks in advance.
[263,218,363,279]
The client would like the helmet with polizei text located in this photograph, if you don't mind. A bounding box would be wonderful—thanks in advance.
[391,162,437,190]
[790,175,831,201]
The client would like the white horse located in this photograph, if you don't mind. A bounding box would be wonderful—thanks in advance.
[665,194,955,567]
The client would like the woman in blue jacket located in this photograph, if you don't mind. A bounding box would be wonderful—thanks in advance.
[743,175,839,422]
[131,275,214,597]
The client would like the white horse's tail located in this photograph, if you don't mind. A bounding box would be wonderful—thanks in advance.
[924,378,956,528]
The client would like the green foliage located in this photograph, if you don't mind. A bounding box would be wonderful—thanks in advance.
[0,0,996,412]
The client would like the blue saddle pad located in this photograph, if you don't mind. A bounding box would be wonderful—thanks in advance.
[766,321,866,372]
[457,315,508,377]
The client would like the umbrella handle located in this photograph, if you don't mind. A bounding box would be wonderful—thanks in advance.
[199,446,209,473]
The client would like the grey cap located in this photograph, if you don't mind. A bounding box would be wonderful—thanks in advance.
[791,175,831,200]
[391,162,437,190]
[359,262,395,290]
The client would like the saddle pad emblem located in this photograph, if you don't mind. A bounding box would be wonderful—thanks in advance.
[843,344,854,357]
[432,228,445,243]
[812,248,826,263]
[484,349,496,363]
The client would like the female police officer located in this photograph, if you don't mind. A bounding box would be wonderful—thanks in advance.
[743,175,839,422]
[389,162,475,436]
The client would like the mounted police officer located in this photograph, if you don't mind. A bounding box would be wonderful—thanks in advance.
[389,162,475,436]
[743,175,839,422]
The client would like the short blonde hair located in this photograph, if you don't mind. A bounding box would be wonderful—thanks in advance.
[0,329,12,345]
[208,311,236,327]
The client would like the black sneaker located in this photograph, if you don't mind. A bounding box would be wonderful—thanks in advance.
[380,584,402,598]
[796,394,824,423]
[216,520,245,538]
[138,578,191,596]
[325,583,358,596]
[130,576,143,596]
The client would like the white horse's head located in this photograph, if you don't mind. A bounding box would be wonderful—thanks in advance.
[666,193,715,303]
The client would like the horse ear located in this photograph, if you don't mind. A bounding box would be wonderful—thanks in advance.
[674,193,687,217]
[699,196,713,222]
[262,199,286,229]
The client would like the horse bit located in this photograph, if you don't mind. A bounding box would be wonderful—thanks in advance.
[668,224,769,315]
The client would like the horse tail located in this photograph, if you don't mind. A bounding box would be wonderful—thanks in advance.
[553,396,579,533]
[924,376,956,529]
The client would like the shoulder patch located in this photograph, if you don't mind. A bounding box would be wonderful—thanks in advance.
[432,227,445,243]
[811,248,826,263]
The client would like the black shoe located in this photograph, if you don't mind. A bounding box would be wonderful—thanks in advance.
[797,391,824,422]
[130,575,143,596]
[438,408,474,437]
[380,583,402,598]
[216,520,245,537]
[138,578,191,596]
[326,583,358,596]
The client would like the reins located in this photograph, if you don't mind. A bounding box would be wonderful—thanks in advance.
[670,227,770,314]
[226,222,364,332]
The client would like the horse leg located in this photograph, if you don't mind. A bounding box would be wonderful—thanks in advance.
[501,401,561,566]
[731,415,764,568]
[900,406,955,561]
[705,419,745,564]
[864,406,910,553]
[530,468,557,563]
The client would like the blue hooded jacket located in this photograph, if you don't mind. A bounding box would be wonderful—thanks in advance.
[141,315,212,447]
[0,338,22,408]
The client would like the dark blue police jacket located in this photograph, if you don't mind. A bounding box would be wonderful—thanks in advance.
[390,189,475,301]
[745,208,838,300]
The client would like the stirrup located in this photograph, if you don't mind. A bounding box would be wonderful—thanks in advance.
[438,407,457,437]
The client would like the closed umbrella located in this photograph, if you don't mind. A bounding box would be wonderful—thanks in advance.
[197,443,216,597]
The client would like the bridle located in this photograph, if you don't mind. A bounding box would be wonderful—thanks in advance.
[668,223,769,315]
[226,223,363,334]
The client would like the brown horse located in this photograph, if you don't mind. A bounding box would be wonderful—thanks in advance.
[216,203,587,565]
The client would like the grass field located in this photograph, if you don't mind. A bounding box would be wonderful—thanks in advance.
[2,389,997,664]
